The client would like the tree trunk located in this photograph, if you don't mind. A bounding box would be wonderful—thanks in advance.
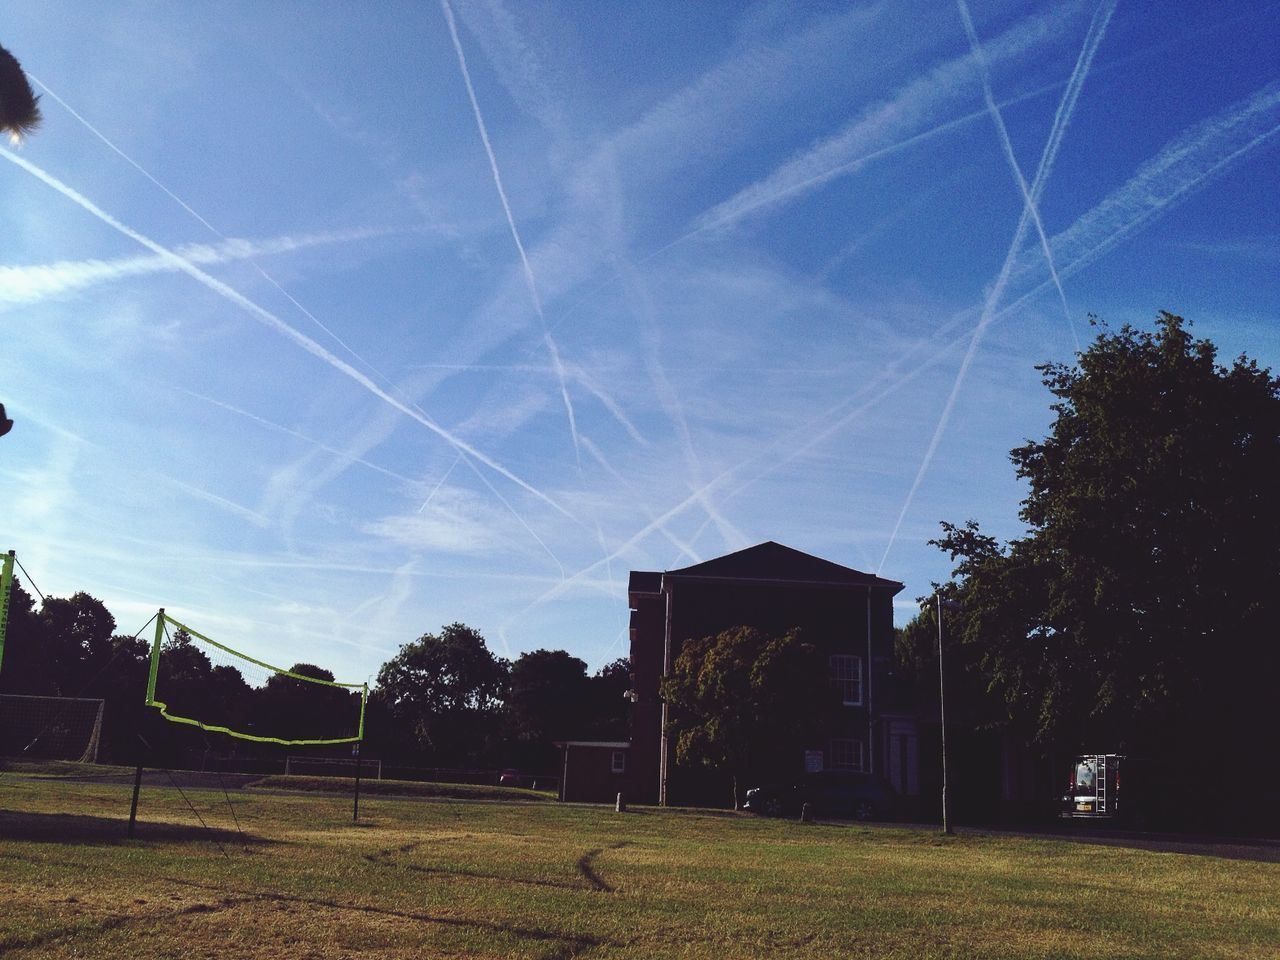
[731,773,739,810]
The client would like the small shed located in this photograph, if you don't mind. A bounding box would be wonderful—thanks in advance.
[554,740,630,803]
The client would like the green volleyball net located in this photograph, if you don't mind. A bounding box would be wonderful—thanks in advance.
[145,609,366,746]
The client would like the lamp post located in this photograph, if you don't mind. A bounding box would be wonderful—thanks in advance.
[936,594,961,835]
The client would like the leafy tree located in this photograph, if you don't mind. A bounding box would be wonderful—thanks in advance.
[374,623,509,765]
[0,43,42,142]
[584,657,631,739]
[926,314,1280,802]
[508,649,589,740]
[660,626,840,808]
[257,663,359,742]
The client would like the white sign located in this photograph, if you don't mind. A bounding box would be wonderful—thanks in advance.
[805,750,824,773]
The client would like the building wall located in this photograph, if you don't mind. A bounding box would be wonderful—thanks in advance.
[559,743,629,803]
[630,576,901,806]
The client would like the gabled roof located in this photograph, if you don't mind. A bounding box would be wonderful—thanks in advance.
[663,541,903,593]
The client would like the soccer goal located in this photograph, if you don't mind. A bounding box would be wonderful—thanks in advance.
[285,755,382,779]
[0,693,103,762]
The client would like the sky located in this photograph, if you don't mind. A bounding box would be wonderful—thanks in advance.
[2,0,1278,687]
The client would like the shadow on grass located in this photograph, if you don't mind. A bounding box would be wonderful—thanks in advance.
[0,897,252,954]
[364,838,594,892]
[0,809,274,847]
[576,841,629,892]
[166,877,606,959]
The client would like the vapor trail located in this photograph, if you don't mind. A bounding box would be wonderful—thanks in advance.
[876,76,1279,574]
[28,74,404,379]
[457,452,566,580]
[179,387,418,485]
[956,0,1073,332]
[418,454,462,513]
[581,435,701,565]
[0,145,574,519]
[439,0,582,466]
[530,74,1280,613]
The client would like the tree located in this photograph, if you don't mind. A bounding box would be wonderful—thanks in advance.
[928,314,1280,815]
[0,44,42,143]
[373,623,509,766]
[508,649,589,740]
[584,657,631,739]
[660,626,841,808]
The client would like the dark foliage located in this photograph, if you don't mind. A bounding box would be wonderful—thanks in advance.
[0,44,41,142]
[898,312,1280,827]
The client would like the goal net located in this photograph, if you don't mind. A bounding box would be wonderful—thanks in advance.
[0,693,103,762]
[146,610,367,746]
[285,755,382,779]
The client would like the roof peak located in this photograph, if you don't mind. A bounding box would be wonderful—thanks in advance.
[662,540,903,591]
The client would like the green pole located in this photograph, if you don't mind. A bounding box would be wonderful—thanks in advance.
[145,609,165,705]
[0,551,14,674]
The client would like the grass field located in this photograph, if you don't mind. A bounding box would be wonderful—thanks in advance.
[2,764,1277,959]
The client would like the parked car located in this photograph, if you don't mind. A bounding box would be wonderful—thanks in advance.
[744,770,897,820]
[498,769,521,786]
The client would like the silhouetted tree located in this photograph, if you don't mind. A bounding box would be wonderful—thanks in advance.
[924,313,1280,828]
[661,626,841,808]
[374,623,508,766]
[0,43,42,142]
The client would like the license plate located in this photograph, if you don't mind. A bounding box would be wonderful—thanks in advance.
[1076,802,1093,812]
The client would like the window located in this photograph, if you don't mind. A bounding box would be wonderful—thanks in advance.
[611,750,626,774]
[829,654,863,705]
[829,738,864,772]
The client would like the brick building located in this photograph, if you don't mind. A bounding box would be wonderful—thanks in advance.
[558,541,909,806]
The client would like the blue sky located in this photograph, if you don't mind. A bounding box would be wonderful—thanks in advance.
[2,0,1277,685]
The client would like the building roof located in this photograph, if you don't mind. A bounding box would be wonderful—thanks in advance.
[662,540,903,593]
[627,570,662,596]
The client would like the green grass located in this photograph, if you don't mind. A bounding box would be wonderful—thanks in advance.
[1,768,1276,959]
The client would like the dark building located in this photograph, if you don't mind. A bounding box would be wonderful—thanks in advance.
[622,541,908,806]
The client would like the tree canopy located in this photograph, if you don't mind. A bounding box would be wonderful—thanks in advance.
[908,313,1280,763]
[660,625,840,807]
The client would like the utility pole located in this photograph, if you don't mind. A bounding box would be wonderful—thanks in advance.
[937,593,961,836]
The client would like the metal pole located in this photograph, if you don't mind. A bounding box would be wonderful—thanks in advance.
[352,743,362,823]
[937,593,952,835]
[0,550,15,674]
[128,761,143,837]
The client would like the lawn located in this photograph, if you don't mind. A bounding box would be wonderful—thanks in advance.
[1,764,1276,959]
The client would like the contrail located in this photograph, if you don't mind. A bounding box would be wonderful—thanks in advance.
[418,453,462,513]
[439,0,582,466]
[876,2,1104,573]
[876,77,1280,574]
[177,387,417,485]
[527,77,1280,613]
[0,225,397,306]
[956,0,1074,333]
[457,452,566,580]
[581,434,702,565]
[27,74,407,380]
[0,144,575,520]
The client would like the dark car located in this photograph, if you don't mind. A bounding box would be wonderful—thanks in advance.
[744,770,896,821]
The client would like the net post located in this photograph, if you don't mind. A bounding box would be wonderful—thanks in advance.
[145,609,164,705]
[352,742,363,823]
[0,550,15,674]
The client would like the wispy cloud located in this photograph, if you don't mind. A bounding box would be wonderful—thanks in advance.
[956,0,1080,339]
[440,0,582,465]
[689,4,1079,235]
[179,387,418,486]
[0,144,575,521]
[0,225,399,307]
[27,74,427,379]
[877,76,1280,571]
